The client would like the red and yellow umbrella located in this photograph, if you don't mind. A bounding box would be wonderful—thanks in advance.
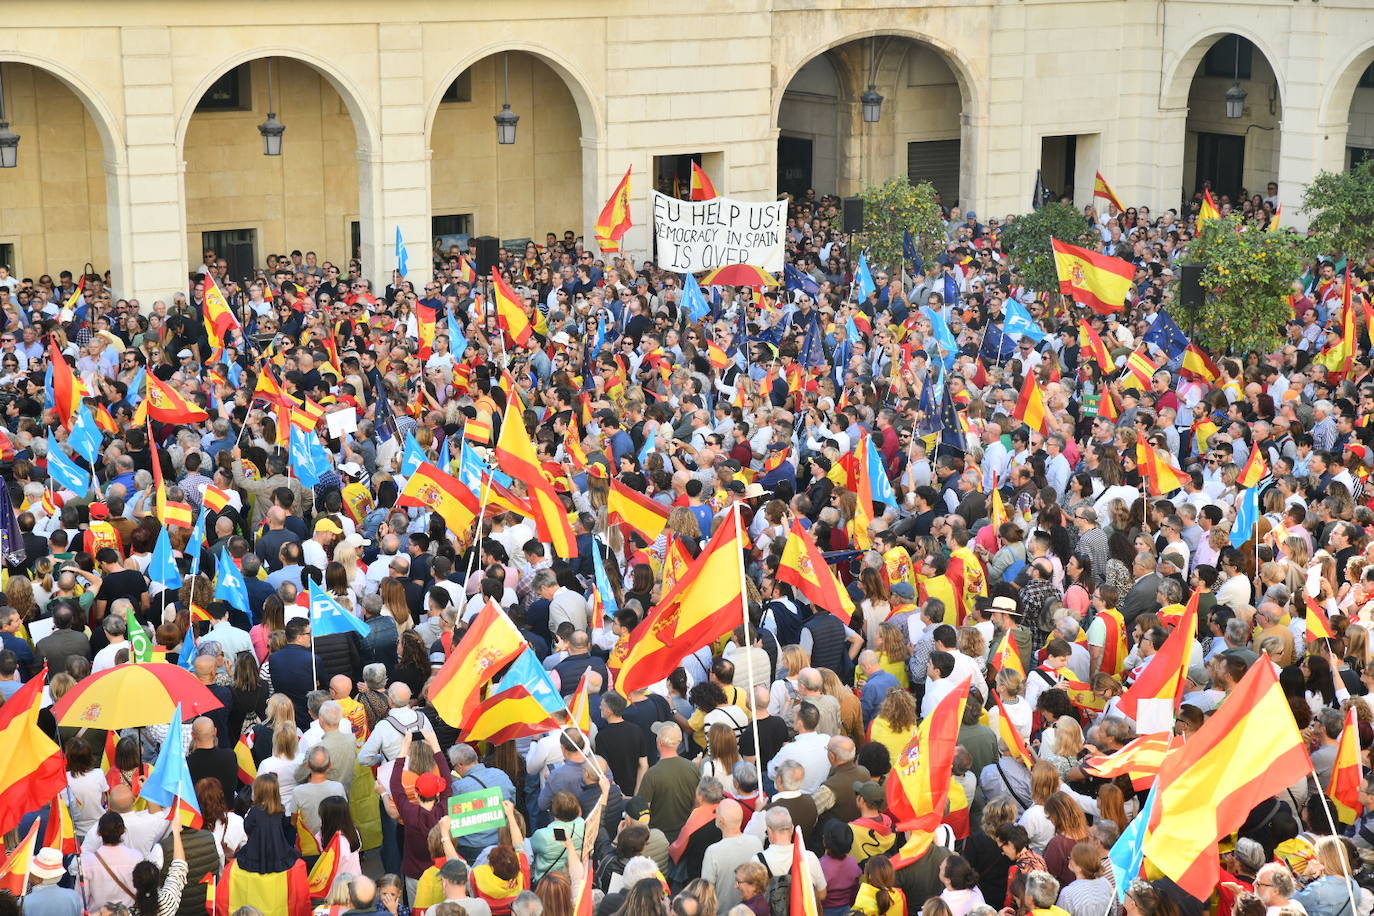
[51,662,225,730]
[698,264,779,288]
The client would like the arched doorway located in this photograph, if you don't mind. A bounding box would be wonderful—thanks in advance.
[1181,34,1284,206]
[180,55,374,284]
[427,49,592,254]
[776,36,968,208]
[0,60,125,288]
[1328,49,1374,171]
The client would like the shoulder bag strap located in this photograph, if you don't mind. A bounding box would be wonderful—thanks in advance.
[92,849,138,899]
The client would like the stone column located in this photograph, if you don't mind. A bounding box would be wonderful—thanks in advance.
[375,21,430,289]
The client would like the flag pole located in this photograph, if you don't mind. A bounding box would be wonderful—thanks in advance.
[464,477,494,583]
[1311,767,1362,916]
[732,505,764,778]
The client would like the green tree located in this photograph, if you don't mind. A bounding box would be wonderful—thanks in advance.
[858,177,945,273]
[1176,214,1313,354]
[1301,162,1374,258]
[996,203,1091,293]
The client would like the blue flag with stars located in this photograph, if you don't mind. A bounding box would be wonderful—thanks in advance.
[1143,309,1190,361]
[800,314,826,369]
[903,230,924,275]
[942,272,959,305]
[784,263,819,299]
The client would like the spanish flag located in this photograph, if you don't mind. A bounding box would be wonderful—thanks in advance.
[1142,660,1310,899]
[608,479,669,542]
[415,303,438,359]
[0,820,39,895]
[1097,387,1119,422]
[1137,440,1188,497]
[93,403,119,435]
[1179,343,1220,384]
[234,735,258,785]
[253,366,285,405]
[163,501,194,529]
[1082,733,1183,790]
[307,832,344,897]
[778,518,855,619]
[1117,589,1196,720]
[595,166,633,254]
[689,161,717,201]
[491,268,533,348]
[1121,348,1155,390]
[497,393,576,557]
[211,859,312,916]
[202,273,240,347]
[202,484,231,514]
[618,507,746,694]
[1305,596,1336,642]
[1011,372,1049,435]
[0,669,67,835]
[993,689,1035,767]
[1316,268,1357,382]
[397,461,480,536]
[457,254,477,285]
[146,373,210,424]
[569,672,593,734]
[428,599,525,726]
[886,676,971,868]
[1078,320,1116,373]
[1051,238,1134,315]
[707,340,730,370]
[1268,203,1282,232]
[1237,446,1267,488]
[47,339,83,428]
[1197,187,1221,229]
[1092,171,1124,212]
[41,796,75,855]
[1329,706,1363,823]
[991,629,1025,677]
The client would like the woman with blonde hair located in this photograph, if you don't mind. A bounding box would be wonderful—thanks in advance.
[867,687,917,765]
[768,645,809,719]
[3,576,36,621]
[699,723,742,795]
[1293,835,1364,916]
[958,626,988,673]
[1017,762,1065,852]
[993,668,1032,738]
[332,542,366,604]
[380,578,413,632]
[1039,717,1084,778]
[256,725,305,810]
[1090,673,1126,725]
[819,667,865,744]
[864,623,910,688]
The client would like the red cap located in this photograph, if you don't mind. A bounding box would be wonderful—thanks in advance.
[88,503,109,520]
[415,772,445,799]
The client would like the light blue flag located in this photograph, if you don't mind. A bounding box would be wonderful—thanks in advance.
[856,251,876,301]
[1003,299,1047,342]
[46,436,91,495]
[845,314,861,344]
[148,526,182,590]
[438,437,451,474]
[213,546,248,611]
[493,647,564,716]
[1230,485,1259,548]
[459,440,512,491]
[592,539,619,619]
[140,704,202,820]
[920,306,957,369]
[395,226,409,278]
[1110,782,1159,899]
[637,428,656,467]
[447,308,468,361]
[401,432,427,478]
[289,424,321,487]
[126,366,146,406]
[68,405,102,464]
[186,503,209,561]
[43,364,53,410]
[177,626,197,672]
[681,272,710,324]
[309,583,370,638]
[864,434,898,510]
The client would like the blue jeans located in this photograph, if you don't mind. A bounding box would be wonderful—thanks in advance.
[379,800,402,876]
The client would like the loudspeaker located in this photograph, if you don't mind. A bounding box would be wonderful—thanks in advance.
[224,241,255,284]
[472,235,500,275]
[842,197,864,234]
[1179,262,1205,308]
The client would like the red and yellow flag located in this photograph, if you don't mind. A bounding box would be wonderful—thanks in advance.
[569,672,593,734]
[42,796,76,855]
[428,599,525,726]
[491,268,533,348]
[203,273,239,347]
[991,629,1025,677]
[47,339,83,428]
[307,831,343,897]
[1197,187,1221,229]
[1012,372,1049,435]
[0,670,67,836]
[1305,596,1336,642]
[595,166,633,254]
[211,860,312,916]
[1117,590,1197,721]
[497,393,576,557]
[1143,660,1311,899]
[1051,238,1134,315]
[1238,446,1267,488]
[618,508,746,694]
[1078,320,1116,373]
[1092,171,1124,212]
[887,676,973,867]
[202,485,231,514]
[397,461,480,537]
[1316,267,1357,383]
[1083,733,1183,790]
[163,501,194,529]
[1330,706,1363,823]
[0,819,40,896]
[993,690,1035,767]
[1137,440,1188,496]
[1121,348,1155,390]
[1180,343,1220,384]
[1098,387,1119,422]
[608,480,669,542]
[689,161,717,201]
[146,373,210,424]
[707,340,730,370]
[415,303,438,359]
[778,518,855,619]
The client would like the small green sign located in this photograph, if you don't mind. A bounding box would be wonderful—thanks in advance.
[448,787,505,838]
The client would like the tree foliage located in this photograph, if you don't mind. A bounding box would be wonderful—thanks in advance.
[1176,215,1314,354]
[1301,162,1374,258]
[858,177,945,273]
[997,203,1091,293]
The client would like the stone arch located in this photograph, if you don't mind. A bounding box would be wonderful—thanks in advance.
[1319,42,1374,138]
[1160,26,1287,113]
[0,52,126,166]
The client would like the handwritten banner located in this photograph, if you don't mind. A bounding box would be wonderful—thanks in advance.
[652,191,787,274]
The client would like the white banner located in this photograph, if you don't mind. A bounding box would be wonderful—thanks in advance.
[651,191,788,274]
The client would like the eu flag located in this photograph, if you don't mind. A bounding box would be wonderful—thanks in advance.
[1143,309,1190,361]
[943,273,959,305]
[799,314,826,369]
[784,263,819,299]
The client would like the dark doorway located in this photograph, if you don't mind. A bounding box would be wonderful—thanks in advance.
[777,135,814,199]
[1196,132,1246,199]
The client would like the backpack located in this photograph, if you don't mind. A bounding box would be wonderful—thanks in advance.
[757,851,793,916]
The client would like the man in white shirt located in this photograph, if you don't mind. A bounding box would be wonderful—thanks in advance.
[535,569,589,634]
[204,604,253,664]
[981,422,1011,491]
[358,684,432,765]
[91,611,131,673]
[79,786,166,868]
[757,807,827,903]
[921,650,958,718]
[766,702,831,793]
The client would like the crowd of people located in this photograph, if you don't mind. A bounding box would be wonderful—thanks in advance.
[0,178,1372,916]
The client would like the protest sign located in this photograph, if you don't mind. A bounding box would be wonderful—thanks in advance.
[651,191,787,273]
